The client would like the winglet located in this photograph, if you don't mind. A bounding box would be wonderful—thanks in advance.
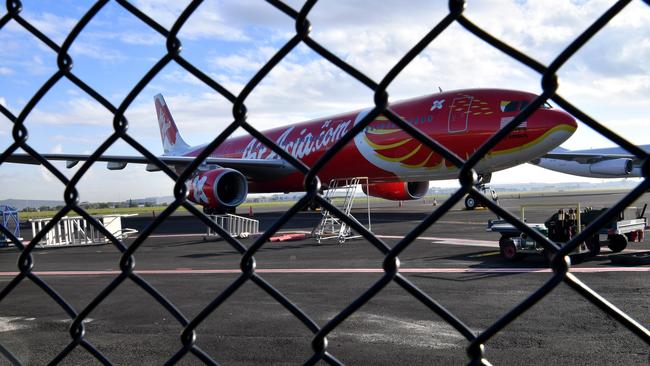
[154,94,191,155]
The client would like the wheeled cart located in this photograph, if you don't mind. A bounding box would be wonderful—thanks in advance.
[487,204,647,261]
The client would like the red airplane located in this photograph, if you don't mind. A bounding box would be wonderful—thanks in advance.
[6,89,577,211]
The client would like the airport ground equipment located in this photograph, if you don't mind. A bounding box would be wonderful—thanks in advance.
[29,214,137,248]
[487,204,647,261]
[0,205,20,244]
[312,177,371,244]
[205,213,259,239]
[579,204,647,256]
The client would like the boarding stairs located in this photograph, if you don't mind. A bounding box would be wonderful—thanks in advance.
[313,177,371,244]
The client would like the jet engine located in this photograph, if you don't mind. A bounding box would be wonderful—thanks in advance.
[362,181,429,201]
[187,168,248,213]
[589,158,633,176]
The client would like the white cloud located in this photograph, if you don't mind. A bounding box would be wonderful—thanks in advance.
[0,67,12,76]
[49,134,99,145]
[51,144,64,154]
[9,11,78,44]
[130,0,250,41]
[209,54,263,73]
[39,166,55,183]
[160,70,206,86]
[28,98,114,126]
[112,32,161,46]
[70,42,126,62]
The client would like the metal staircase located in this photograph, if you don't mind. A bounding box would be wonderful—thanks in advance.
[313,177,371,244]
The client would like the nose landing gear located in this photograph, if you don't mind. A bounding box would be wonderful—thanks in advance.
[464,173,499,210]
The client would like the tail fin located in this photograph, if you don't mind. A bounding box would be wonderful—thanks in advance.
[154,94,191,155]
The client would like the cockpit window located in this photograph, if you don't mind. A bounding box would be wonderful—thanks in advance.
[502,101,519,112]
[501,100,545,112]
[519,100,529,110]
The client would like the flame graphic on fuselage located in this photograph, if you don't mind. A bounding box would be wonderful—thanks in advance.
[362,119,446,170]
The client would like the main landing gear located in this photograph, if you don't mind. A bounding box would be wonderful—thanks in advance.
[464,173,499,210]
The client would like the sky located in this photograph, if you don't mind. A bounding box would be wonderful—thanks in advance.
[0,0,649,202]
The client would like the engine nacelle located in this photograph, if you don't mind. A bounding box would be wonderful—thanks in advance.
[362,181,429,201]
[589,158,633,176]
[187,168,248,210]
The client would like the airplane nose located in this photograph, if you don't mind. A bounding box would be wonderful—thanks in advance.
[556,109,577,130]
[531,108,577,133]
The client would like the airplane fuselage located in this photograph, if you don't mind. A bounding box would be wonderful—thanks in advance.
[182,89,576,193]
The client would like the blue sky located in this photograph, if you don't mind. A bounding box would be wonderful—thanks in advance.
[1,0,649,201]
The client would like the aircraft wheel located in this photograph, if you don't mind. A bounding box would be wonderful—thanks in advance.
[587,236,601,256]
[464,195,478,210]
[499,238,520,261]
[608,234,628,253]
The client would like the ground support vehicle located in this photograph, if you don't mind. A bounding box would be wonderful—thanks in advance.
[487,205,647,261]
[579,206,647,256]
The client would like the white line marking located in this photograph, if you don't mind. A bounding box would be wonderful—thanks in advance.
[377,235,498,248]
[0,317,28,332]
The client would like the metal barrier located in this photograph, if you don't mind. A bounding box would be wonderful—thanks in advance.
[29,215,137,247]
[205,214,260,239]
[0,1,649,365]
[0,206,20,244]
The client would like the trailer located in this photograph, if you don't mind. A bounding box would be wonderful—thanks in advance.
[580,205,647,256]
[487,204,647,261]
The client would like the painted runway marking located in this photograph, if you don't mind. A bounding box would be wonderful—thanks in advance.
[0,317,30,332]
[1,267,649,277]
[148,233,206,238]
[148,230,313,238]
[377,235,498,248]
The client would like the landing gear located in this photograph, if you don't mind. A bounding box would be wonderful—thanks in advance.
[303,189,325,211]
[464,173,499,210]
[464,195,478,210]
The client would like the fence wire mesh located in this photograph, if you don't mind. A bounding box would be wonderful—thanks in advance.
[1,0,649,364]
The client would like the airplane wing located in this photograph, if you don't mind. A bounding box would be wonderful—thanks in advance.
[2,153,297,181]
[537,144,650,164]
[539,151,640,164]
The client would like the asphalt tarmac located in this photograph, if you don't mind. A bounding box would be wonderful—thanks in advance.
[1,190,650,365]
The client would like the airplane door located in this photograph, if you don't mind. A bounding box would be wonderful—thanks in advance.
[447,96,473,133]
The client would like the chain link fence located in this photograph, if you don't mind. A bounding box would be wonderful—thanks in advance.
[1,0,649,364]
